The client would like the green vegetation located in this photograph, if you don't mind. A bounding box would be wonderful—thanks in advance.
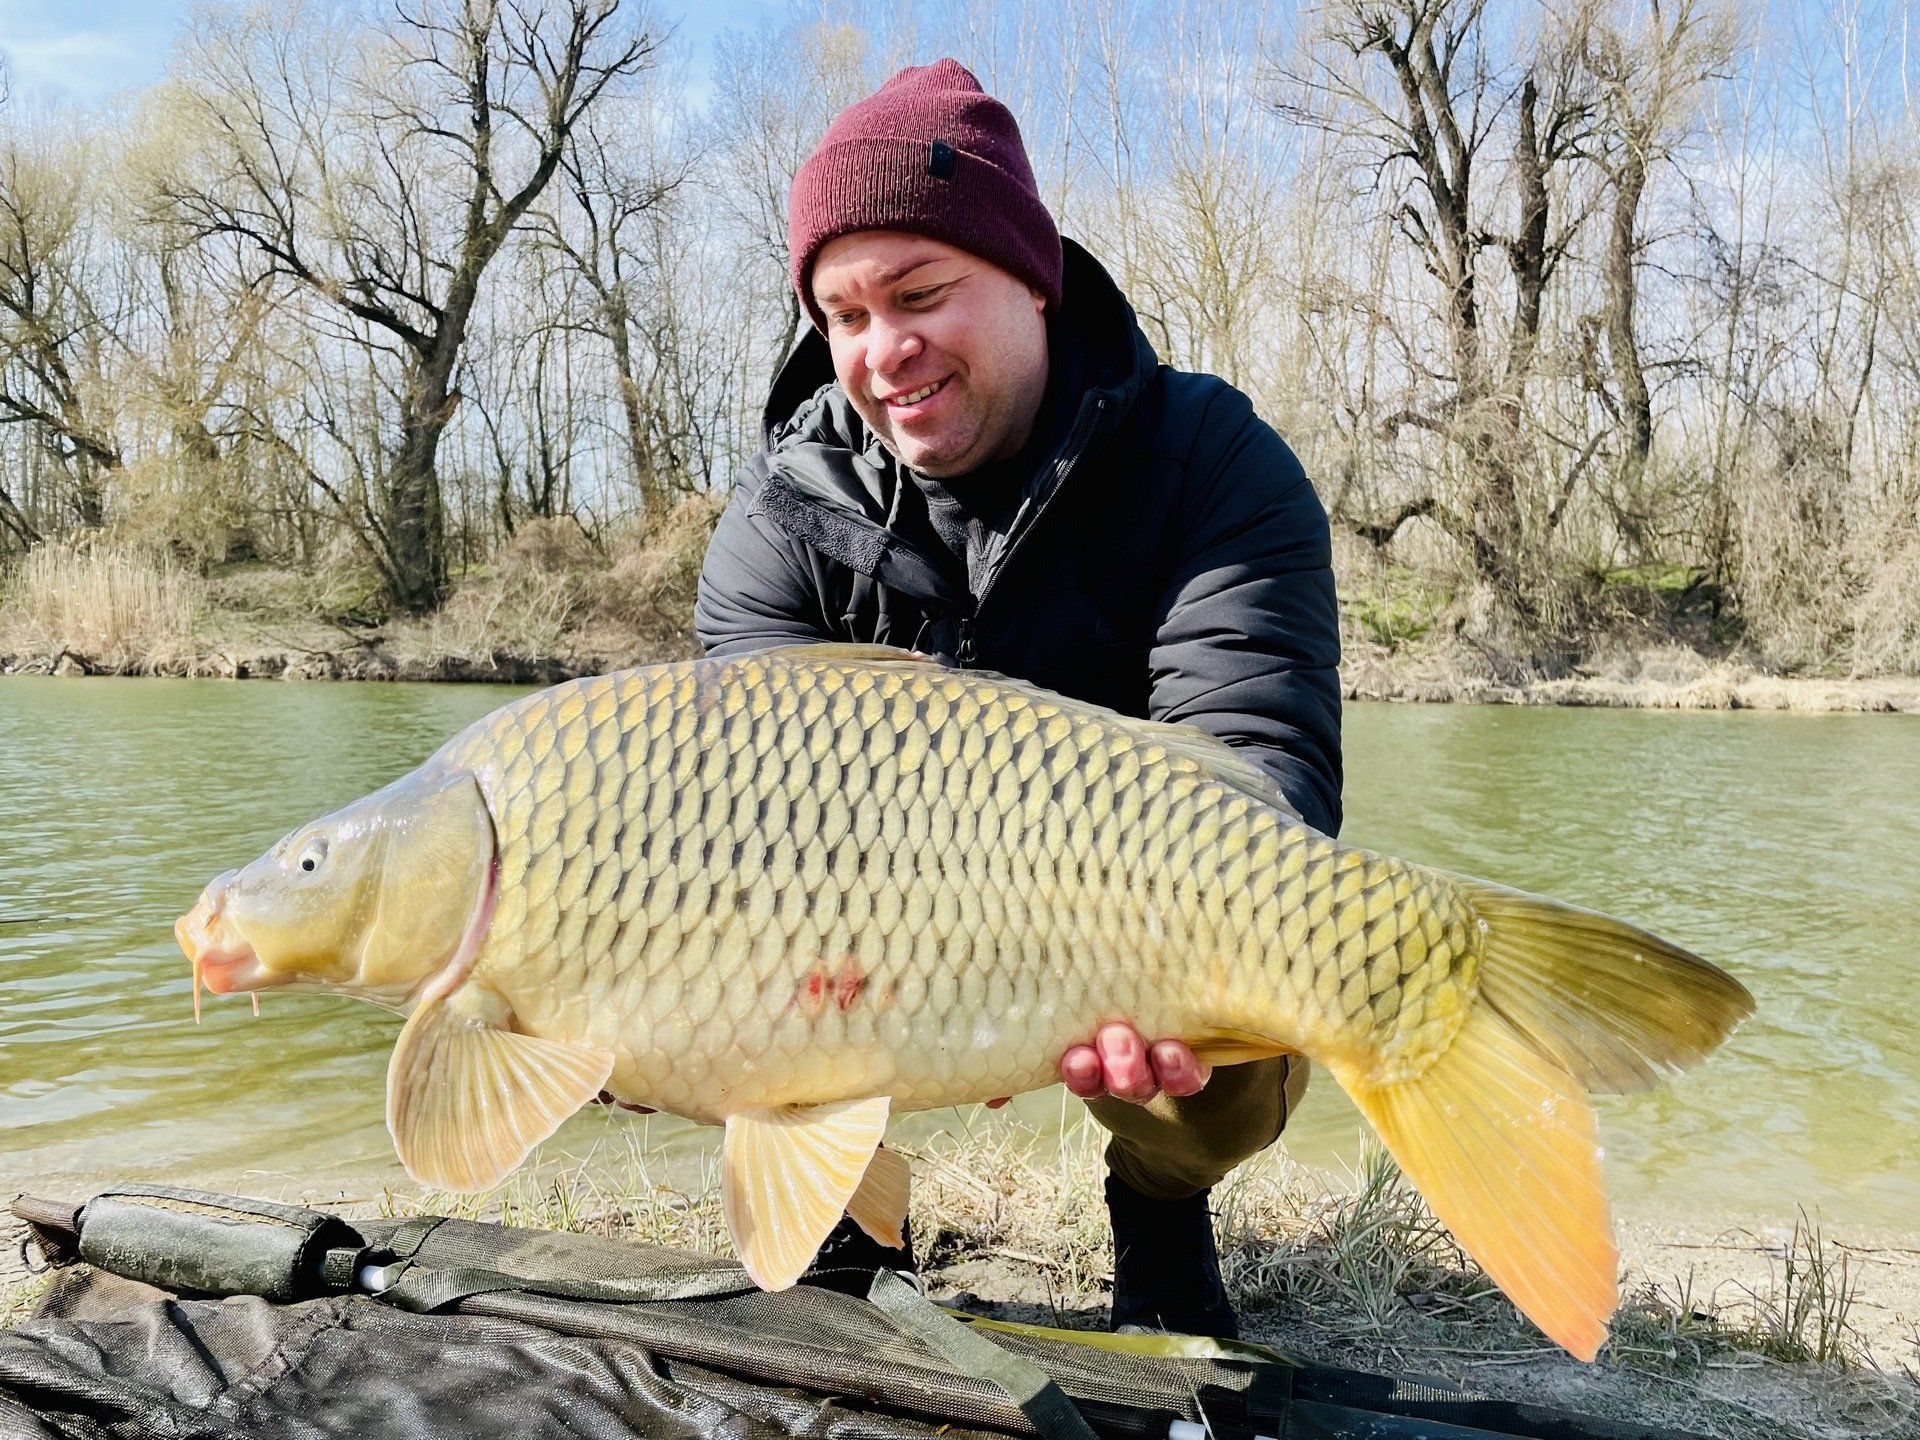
[1340,567,1454,650]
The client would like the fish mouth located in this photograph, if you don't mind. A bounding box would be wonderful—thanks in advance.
[175,879,287,1020]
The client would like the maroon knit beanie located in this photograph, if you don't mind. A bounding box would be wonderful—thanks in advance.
[788,58,1063,333]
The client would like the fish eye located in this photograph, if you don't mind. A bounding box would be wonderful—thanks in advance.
[297,837,329,874]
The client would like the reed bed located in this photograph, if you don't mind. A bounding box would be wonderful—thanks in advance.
[1,544,202,671]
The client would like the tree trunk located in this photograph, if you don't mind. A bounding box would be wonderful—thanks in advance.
[384,361,456,614]
[1506,76,1550,386]
[0,481,40,547]
[1607,148,1652,494]
[607,316,665,517]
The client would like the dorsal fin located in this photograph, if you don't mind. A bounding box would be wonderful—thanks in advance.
[762,643,949,667]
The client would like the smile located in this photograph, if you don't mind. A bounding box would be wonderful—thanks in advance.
[882,377,949,407]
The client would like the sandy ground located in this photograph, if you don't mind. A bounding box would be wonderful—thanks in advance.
[1614,1211,1920,1370]
[1341,643,1920,713]
[925,1208,1920,1440]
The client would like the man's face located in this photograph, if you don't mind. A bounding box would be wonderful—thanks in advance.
[811,231,1049,478]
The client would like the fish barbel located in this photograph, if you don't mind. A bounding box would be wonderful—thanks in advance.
[175,644,1752,1359]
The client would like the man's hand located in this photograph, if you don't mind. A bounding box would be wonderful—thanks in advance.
[1061,1023,1211,1103]
[981,1023,1213,1110]
[592,1090,656,1114]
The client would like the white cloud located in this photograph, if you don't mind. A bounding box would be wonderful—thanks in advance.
[2,30,154,103]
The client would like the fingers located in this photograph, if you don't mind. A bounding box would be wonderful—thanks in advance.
[1149,1039,1212,1098]
[1057,1026,1214,1104]
[1096,1023,1159,1103]
[1060,1045,1104,1098]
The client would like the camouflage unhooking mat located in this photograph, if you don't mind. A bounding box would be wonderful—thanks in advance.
[1,1187,1703,1440]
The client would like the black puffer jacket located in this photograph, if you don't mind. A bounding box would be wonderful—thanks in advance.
[695,240,1343,835]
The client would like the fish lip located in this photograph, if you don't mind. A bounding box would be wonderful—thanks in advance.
[197,947,284,995]
[176,885,291,1004]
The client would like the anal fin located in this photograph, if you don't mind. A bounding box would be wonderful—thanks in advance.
[723,1097,891,1290]
[846,1143,910,1249]
[1188,1027,1296,1066]
[387,987,614,1193]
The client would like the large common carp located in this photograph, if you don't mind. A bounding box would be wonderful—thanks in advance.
[176,645,1752,1359]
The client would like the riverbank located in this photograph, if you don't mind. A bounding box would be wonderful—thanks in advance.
[5,539,1918,709]
[8,629,1919,713]
[7,607,1920,713]
[1342,639,1920,713]
[5,1123,1915,1440]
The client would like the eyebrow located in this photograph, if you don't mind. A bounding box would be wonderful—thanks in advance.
[815,255,957,307]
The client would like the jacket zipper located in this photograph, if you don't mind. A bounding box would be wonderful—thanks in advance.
[953,396,1108,667]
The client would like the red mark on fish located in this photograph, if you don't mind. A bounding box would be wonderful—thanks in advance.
[834,958,865,1011]
[793,958,865,1016]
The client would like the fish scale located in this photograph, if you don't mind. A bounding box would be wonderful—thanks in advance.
[430,651,1465,1122]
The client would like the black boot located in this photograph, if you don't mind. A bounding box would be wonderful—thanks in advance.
[802,1214,916,1296]
[1105,1174,1238,1338]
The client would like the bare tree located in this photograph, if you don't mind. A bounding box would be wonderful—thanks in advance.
[709,18,873,371]
[156,0,658,612]
[0,122,126,535]
[1288,0,1600,632]
[1585,0,1733,500]
[527,100,692,516]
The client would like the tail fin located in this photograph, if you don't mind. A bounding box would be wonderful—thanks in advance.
[1337,883,1753,1361]
[1460,880,1755,1094]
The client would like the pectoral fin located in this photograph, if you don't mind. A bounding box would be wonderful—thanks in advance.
[722,1097,891,1290]
[846,1143,911,1249]
[387,987,614,1193]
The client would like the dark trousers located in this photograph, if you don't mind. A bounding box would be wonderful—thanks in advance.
[1087,1055,1310,1201]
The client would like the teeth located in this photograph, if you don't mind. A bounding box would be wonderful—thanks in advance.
[890,381,941,405]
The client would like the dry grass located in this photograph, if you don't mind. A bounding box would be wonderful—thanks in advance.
[9,1117,1914,1439]
[592,493,725,660]
[377,1131,734,1256]
[0,543,203,670]
[381,498,722,669]
[391,519,598,665]
[0,1274,51,1329]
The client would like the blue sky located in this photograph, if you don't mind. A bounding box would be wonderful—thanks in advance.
[0,0,784,107]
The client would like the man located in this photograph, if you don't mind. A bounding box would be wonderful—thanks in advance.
[695,58,1341,1338]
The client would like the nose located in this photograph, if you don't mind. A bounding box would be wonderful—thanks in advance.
[864,311,922,377]
[175,870,239,959]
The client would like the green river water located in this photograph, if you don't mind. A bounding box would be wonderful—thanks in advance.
[2,677,1915,1233]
